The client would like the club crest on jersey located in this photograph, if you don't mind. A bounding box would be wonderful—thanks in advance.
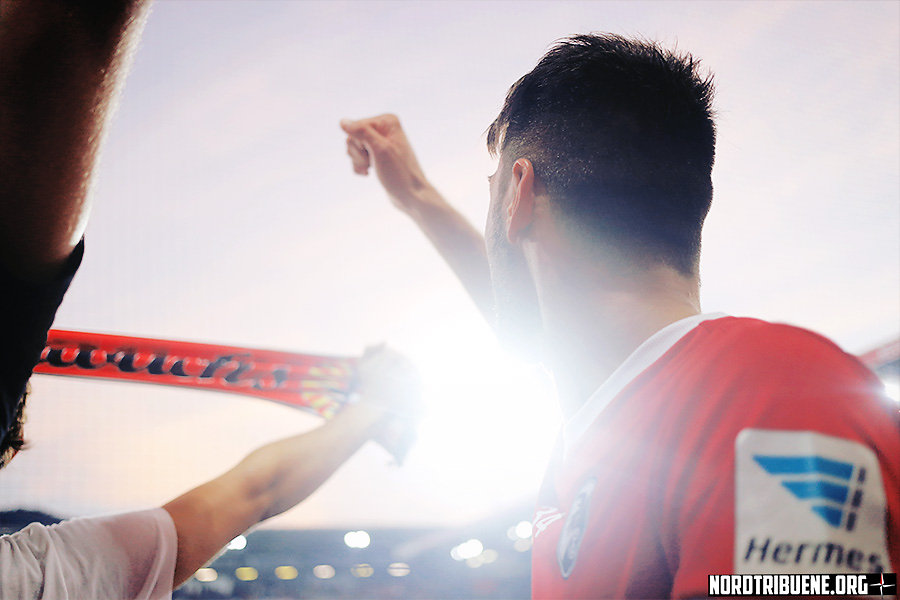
[533,506,564,540]
[556,477,597,579]
[734,429,893,575]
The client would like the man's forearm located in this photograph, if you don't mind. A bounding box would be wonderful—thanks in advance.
[340,115,495,323]
[0,0,151,280]
[162,403,385,587]
[242,403,385,521]
[403,186,494,322]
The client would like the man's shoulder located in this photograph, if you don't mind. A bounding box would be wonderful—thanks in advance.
[685,316,874,383]
[653,316,892,430]
[0,509,177,600]
[694,316,848,354]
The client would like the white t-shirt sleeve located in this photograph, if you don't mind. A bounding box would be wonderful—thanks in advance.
[0,508,177,600]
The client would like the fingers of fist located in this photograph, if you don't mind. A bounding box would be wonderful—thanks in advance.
[346,137,370,175]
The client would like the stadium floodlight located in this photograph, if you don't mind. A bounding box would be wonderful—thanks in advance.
[351,564,375,578]
[194,568,217,583]
[234,567,258,582]
[514,520,533,539]
[387,562,410,577]
[514,538,532,552]
[401,323,558,519]
[227,534,247,551]
[344,530,371,548]
[275,566,298,580]
[450,538,484,561]
[313,565,336,579]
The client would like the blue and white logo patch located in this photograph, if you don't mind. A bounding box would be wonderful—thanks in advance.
[752,454,862,530]
[735,429,892,575]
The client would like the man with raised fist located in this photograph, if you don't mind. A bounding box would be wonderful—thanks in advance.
[342,33,899,599]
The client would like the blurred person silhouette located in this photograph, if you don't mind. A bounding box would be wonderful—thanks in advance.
[0,3,421,598]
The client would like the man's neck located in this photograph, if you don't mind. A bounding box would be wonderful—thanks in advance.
[538,264,701,419]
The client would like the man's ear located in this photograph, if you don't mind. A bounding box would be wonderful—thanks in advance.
[507,158,536,244]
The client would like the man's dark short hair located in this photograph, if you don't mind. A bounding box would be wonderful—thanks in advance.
[487,33,716,275]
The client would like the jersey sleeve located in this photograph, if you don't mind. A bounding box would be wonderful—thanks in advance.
[0,508,177,600]
[659,324,899,599]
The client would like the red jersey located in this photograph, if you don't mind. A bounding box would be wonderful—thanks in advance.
[531,315,899,599]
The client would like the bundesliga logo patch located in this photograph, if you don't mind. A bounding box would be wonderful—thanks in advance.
[734,429,893,575]
[752,454,864,531]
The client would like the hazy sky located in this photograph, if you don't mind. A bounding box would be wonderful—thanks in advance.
[2,0,898,530]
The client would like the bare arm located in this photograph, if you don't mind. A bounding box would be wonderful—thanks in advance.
[163,347,421,587]
[0,0,150,281]
[340,115,494,322]
[163,403,383,586]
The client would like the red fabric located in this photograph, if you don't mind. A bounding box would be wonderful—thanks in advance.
[530,317,900,599]
[33,330,356,418]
